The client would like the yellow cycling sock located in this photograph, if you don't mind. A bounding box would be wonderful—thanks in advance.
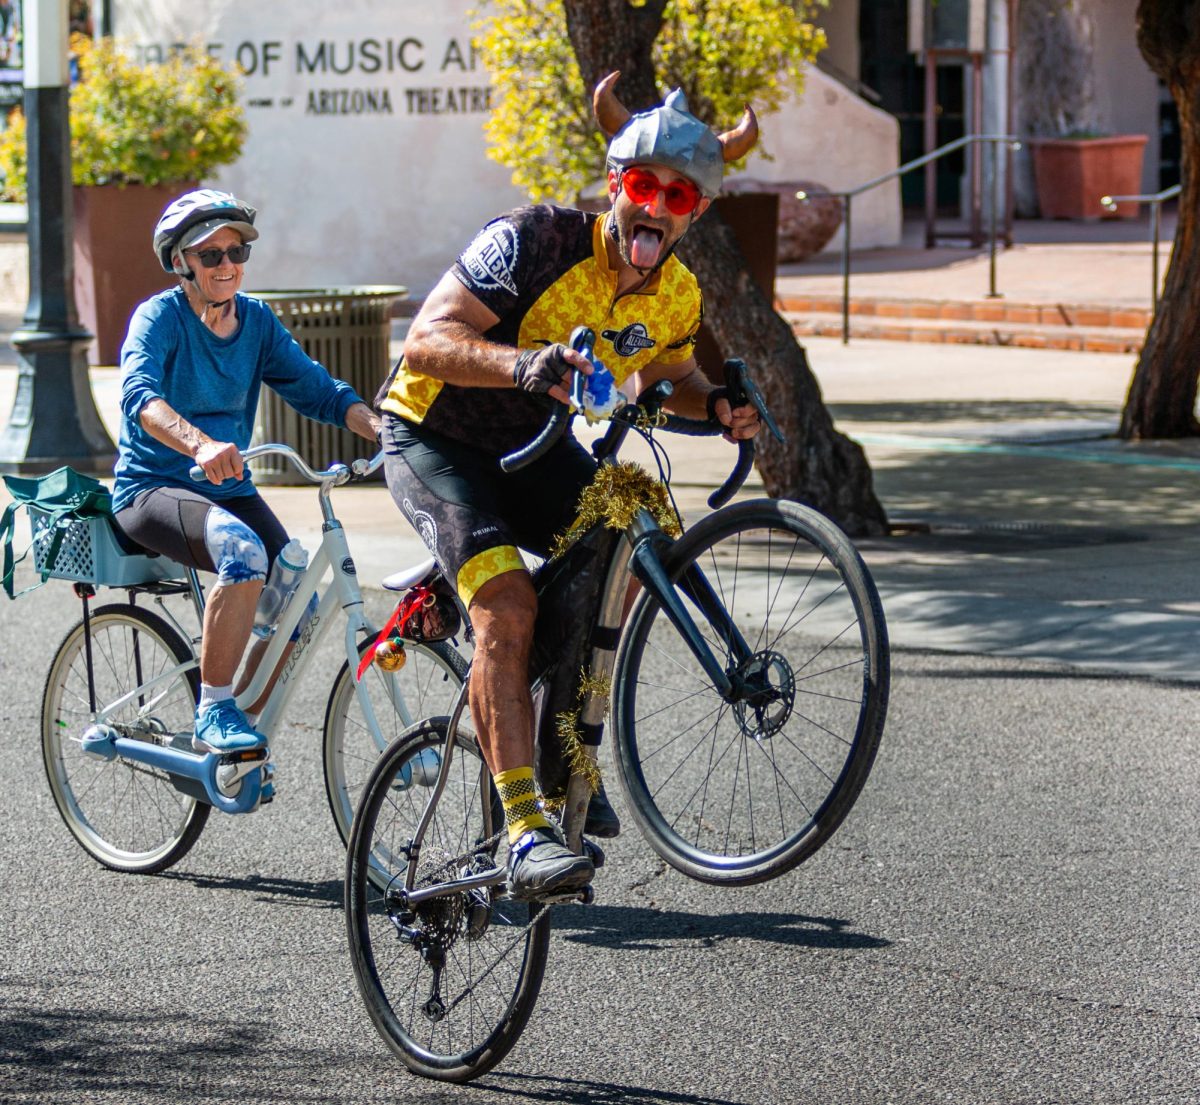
[494,766,550,844]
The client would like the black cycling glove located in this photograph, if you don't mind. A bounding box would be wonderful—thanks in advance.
[705,386,731,423]
[513,344,572,395]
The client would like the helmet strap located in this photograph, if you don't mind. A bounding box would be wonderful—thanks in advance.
[182,271,234,318]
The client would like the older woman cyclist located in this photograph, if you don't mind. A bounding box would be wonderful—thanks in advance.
[111,189,380,758]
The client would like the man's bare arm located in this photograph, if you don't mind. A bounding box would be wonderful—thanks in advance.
[403,273,590,405]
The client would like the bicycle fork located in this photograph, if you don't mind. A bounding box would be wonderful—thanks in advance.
[625,512,754,700]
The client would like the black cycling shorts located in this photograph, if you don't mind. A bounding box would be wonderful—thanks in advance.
[381,414,597,607]
[113,486,288,574]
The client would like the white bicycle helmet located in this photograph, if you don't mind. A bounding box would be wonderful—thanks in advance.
[153,189,258,275]
[594,72,758,199]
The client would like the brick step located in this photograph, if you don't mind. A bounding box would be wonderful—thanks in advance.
[784,310,1146,354]
[776,293,1152,331]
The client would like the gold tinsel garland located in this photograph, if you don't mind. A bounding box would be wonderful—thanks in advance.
[549,462,681,560]
[542,463,671,799]
[552,669,612,795]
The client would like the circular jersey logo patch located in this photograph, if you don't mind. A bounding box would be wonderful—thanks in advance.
[460,221,520,296]
[602,322,657,357]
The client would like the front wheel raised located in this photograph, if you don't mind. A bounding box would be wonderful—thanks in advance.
[612,499,889,886]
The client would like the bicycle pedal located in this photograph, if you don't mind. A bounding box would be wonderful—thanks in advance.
[541,884,595,906]
[217,747,269,765]
[259,763,276,805]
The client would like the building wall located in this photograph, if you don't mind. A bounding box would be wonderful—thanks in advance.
[730,65,902,251]
[1091,0,1159,193]
[113,0,899,292]
[112,0,526,297]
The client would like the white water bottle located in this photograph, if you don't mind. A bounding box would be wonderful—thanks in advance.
[252,538,309,640]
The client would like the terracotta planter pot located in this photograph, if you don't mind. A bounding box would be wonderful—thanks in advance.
[72,182,197,365]
[1029,136,1148,221]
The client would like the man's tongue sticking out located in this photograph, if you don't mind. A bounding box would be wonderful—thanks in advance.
[630,226,663,270]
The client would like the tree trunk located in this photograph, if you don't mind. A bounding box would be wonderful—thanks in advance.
[1121,1,1200,439]
[677,221,887,534]
[561,0,888,535]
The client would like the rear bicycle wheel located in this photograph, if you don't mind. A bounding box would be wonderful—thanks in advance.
[41,603,207,874]
[323,639,468,846]
[612,499,889,885]
[345,718,549,1082]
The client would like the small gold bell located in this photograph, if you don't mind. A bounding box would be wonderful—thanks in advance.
[374,637,407,671]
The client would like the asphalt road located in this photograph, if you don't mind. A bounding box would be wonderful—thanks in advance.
[1,577,1197,1105]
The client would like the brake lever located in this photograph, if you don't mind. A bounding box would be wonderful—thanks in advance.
[724,359,785,444]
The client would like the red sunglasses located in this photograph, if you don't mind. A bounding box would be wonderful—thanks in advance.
[620,167,702,216]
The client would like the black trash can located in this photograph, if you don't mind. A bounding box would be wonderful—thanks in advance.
[250,286,407,483]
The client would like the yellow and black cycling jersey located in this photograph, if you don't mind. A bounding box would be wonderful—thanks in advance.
[379,204,703,455]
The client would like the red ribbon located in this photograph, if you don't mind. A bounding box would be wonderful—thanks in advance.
[354,585,434,683]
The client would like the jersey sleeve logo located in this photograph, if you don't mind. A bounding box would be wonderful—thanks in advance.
[460,221,520,296]
[601,322,657,357]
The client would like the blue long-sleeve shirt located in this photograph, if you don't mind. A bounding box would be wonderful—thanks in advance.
[113,288,362,511]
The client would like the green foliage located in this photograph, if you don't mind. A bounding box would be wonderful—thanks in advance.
[474,0,827,202]
[0,36,246,200]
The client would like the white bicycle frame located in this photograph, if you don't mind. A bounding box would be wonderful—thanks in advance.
[94,444,411,757]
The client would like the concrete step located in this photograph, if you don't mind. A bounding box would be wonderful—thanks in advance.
[781,301,1148,354]
[777,292,1153,330]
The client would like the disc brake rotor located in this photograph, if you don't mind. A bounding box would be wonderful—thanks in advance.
[731,650,795,739]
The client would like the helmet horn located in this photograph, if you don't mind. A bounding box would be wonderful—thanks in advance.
[718,105,759,163]
[594,71,632,137]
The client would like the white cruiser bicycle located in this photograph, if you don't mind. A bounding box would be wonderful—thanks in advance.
[39,443,466,874]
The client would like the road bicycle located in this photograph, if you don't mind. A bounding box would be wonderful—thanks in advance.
[39,443,466,875]
[344,334,890,1081]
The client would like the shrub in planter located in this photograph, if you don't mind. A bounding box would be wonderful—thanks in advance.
[0,36,247,363]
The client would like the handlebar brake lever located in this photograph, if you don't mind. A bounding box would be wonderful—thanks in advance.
[724,358,785,445]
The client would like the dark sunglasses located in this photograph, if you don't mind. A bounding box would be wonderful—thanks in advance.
[621,167,702,216]
[185,244,252,268]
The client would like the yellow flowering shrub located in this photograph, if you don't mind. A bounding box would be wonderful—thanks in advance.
[474,0,827,202]
[0,36,246,200]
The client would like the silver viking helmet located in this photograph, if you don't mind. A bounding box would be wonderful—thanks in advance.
[594,71,759,199]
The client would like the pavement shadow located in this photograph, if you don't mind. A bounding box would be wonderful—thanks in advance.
[858,441,1200,533]
[156,869,342,909]
[0,993,310,1104]
[549,902,890,953]
[476,1073,750,1105]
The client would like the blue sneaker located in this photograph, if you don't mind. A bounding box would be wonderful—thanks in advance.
[192,700,267,754]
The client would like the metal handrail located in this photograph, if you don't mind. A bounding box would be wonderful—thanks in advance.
[800,134,1021,344]
[1100,184,1181,314]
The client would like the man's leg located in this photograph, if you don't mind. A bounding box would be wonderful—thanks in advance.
[467,570,594,898]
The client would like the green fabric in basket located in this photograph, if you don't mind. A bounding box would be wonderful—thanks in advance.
[1,466,112,598]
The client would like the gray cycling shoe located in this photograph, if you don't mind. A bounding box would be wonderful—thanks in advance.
[507,826,595,901]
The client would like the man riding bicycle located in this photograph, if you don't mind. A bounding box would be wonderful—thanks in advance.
[378,73,762,900]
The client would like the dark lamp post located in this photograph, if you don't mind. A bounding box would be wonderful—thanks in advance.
[0,0,115,476]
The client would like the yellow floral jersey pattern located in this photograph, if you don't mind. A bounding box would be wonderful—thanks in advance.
[380,206,702,449]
